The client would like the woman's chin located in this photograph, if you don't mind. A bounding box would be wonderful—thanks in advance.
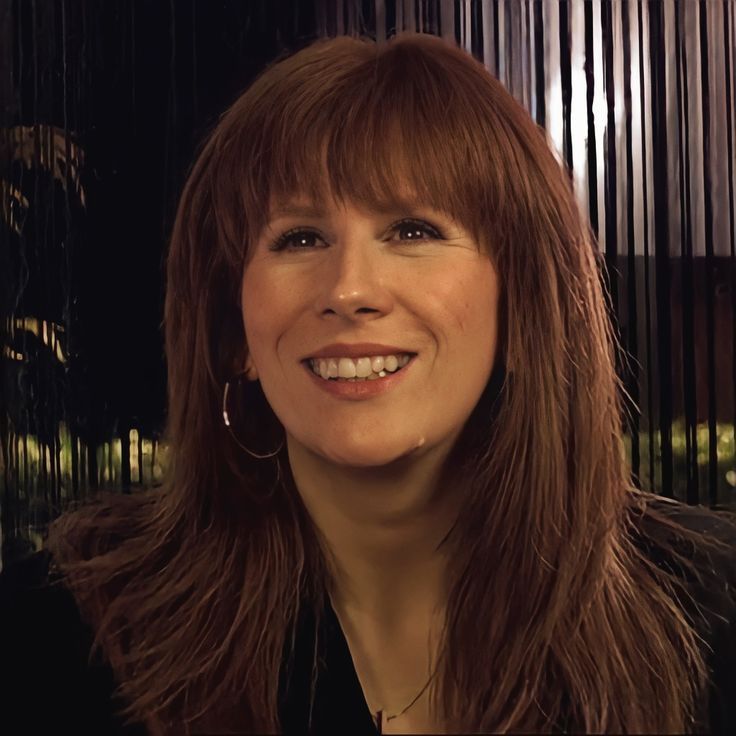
[311,436,430,470]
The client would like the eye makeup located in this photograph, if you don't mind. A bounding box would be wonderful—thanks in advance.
[268,217,445,252]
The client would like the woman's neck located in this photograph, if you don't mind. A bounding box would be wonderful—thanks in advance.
[286,430,461,624]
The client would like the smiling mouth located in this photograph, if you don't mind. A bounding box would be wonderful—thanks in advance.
[303,353,416,381]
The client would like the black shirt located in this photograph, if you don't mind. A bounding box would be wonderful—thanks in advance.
[1,497,735,735]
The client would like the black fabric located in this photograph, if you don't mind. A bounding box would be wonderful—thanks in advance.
[1,496,735,735]
[277,595,378,735]
[0,548,148,735]
[627,498,736,735]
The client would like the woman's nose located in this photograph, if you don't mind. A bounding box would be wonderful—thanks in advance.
[314,236,394,321]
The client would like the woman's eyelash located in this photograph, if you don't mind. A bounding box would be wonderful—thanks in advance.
[269,218,444,251]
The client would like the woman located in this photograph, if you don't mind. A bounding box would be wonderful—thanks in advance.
[2,32,735,735]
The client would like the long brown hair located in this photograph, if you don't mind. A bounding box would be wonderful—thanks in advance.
[46,32,735,734]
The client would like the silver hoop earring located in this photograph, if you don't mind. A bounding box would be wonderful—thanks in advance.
[222,371,285,459]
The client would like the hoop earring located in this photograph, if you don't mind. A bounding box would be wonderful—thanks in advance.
[222,371,285,459]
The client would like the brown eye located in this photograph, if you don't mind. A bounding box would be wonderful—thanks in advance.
[391,218,444,242]
[269,218,444,251]
[270,229,324,251]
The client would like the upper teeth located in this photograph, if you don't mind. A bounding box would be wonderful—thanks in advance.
[309,353,412,379]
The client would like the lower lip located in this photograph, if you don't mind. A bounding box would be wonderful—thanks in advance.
[302,356,416,400]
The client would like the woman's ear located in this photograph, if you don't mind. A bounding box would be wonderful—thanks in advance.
[243,354,259,381]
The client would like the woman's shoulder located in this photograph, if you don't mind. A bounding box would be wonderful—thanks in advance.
[630,493,736,568]
[630,494,736,733]
[0,548,74,640]
[0,548,147,735]
[629,493,736,625]
[645,493,736,533]
[0,547,87,632]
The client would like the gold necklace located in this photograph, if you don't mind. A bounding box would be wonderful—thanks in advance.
[327,591,441,733]
[372,667,438,734]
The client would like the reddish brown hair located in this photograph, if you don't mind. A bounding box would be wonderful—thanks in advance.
[46,32,735,734]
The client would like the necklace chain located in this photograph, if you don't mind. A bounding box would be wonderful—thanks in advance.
[328,591,439,734]
[373,667,437,733]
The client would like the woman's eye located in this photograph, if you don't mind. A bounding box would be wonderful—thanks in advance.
[269,218,443,251]
[270,229,322,251]
[390,219,443,243]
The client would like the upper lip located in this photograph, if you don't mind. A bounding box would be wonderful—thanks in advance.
[303,343,417,360]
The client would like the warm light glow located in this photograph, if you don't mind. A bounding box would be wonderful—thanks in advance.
[5,316,67,364]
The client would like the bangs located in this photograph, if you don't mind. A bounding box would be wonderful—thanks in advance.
[230,34,508,257]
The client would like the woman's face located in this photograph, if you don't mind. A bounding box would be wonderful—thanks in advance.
[241,192,500,468]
